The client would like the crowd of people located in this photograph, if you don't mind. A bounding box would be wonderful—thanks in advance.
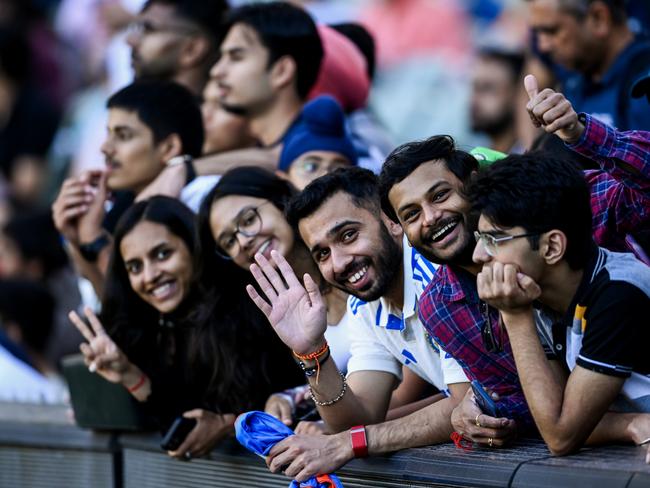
[0,0,649,482]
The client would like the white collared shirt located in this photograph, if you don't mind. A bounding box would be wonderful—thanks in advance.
[346,236,467,390]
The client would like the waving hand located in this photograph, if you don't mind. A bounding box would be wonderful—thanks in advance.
[246,250,327,355]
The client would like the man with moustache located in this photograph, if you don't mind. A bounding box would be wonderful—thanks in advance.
[246,167,469,483]
[380,80,650,446]
[52,81,217,295]
[470,47,525,154]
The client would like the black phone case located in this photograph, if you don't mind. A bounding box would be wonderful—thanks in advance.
[160,417,197,451]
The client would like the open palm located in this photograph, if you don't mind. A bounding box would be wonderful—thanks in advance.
[246,250,327,355]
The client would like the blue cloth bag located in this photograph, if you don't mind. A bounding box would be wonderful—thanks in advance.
[235,411,344,488]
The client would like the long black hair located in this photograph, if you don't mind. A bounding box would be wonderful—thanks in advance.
[197,166,297,285]
[102,195,282,414]
[196,168,305,409]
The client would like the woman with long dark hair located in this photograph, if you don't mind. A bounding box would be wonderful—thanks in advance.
[197,168,353,430]
[70,196,302,459]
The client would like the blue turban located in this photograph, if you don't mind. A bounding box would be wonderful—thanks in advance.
[279,96,358,171]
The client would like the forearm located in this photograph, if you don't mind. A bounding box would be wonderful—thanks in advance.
[195,148,277,175]
[569,114,650,188]
[586,412,638,446]
[386,393,445,421]
[308,361,395,432]
[367,396,457,454]
[503,311,569,447]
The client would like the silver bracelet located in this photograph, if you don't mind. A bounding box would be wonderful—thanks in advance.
[309,372,347,407]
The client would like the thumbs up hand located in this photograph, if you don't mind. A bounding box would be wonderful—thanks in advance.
[524,74,585,144]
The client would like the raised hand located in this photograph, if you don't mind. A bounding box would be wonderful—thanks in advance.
[68,307,134,384]
[246,250,327,355]
[52,172,100,246]
[524,74,585,144]
[77,171,109,243]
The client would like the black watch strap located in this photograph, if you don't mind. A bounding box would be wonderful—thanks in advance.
[78,233,111,262]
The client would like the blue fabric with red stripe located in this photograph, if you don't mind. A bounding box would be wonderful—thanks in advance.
[236,411,344,488]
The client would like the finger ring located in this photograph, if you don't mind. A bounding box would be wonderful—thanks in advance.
[475,414,481,427]
[184,451,192,460]
[488,437,494,447]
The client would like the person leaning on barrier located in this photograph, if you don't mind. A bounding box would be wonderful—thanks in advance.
[69,196,302,461]
[468,151,650,456]
[245,168,470,482]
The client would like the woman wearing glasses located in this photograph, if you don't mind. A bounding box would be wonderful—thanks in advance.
[69,196,302,460]
[198,167,353,431]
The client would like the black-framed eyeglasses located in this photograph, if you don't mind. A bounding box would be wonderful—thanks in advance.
[127,19,199,38]
[474,231,540,257]
[214,202,271,260]
[481,301,503,353]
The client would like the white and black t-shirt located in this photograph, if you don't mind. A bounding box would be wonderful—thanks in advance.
[543,247,650,412]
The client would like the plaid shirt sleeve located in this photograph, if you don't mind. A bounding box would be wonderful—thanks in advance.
[568,113,650,193]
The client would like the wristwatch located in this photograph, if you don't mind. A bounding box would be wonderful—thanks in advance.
[166,154,196,185]
[78,233,111,262]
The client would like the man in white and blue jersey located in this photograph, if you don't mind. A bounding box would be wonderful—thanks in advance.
[246,167,469,482]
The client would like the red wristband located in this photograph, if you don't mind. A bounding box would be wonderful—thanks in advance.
[350,425,368,458]
[126,373,147,393]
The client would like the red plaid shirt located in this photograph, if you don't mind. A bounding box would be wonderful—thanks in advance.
[572,113,650,259]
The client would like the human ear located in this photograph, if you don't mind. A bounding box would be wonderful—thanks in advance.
[541,230,566,265]
[179,36,211,68]
[158,134,183,164]
[269,55,296,91]
[380,212,404,239]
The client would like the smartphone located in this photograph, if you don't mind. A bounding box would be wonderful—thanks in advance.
[160,416,197,451]
[470,380,500,418]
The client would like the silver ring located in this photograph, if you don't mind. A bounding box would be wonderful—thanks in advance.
[475,414,481,428]
[184,451,192,460]
[488,437,494,448]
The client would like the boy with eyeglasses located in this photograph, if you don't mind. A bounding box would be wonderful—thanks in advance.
[468,151,650,456]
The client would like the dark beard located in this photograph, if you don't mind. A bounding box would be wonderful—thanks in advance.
[331,224,403,302]
[417,211,478,268]
[471,110,514,137]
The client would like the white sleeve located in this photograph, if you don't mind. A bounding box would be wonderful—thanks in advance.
[345,298,402,380]
[439,345,468,385]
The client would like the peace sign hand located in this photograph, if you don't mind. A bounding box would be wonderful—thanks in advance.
[246,250,327,356]
[68,307,133,384]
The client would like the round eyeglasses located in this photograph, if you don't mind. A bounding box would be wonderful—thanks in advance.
[214,202,271,260]
[473,231,540,257]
